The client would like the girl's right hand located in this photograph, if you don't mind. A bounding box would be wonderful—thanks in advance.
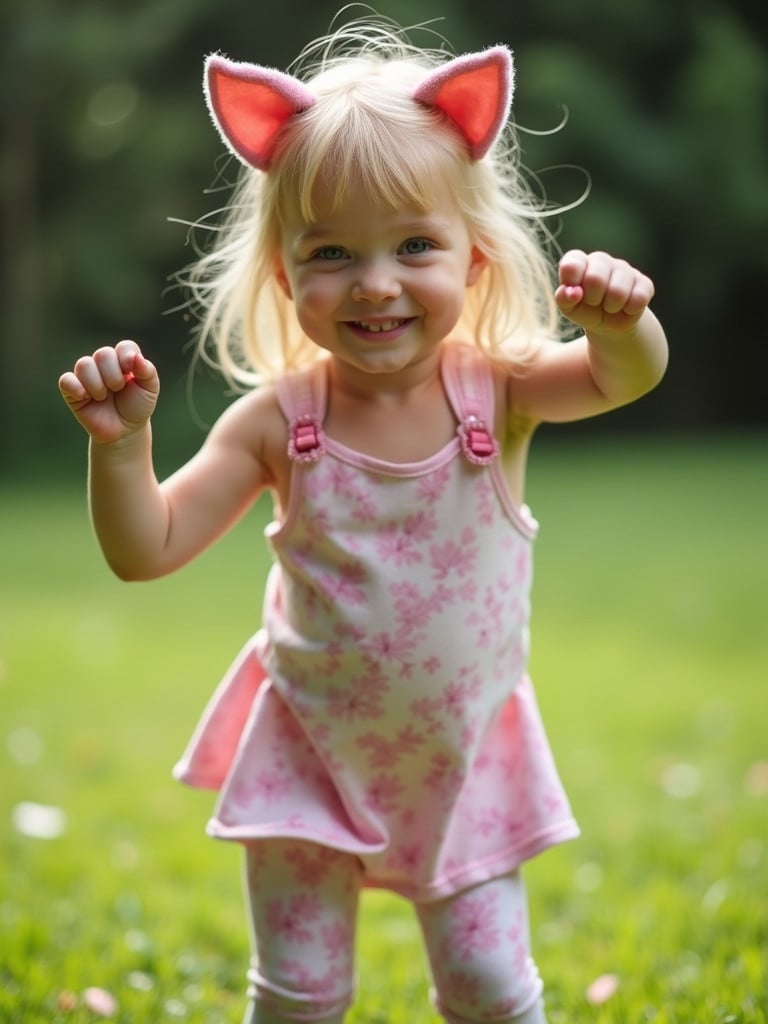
[58,339,160,445]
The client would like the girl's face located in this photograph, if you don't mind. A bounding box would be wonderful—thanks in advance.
[275,175,486,383]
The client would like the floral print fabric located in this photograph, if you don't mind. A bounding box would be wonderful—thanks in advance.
[174,345,579,901]
[242,838,542,1020]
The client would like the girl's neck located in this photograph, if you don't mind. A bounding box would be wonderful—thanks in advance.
[323,344,457,463]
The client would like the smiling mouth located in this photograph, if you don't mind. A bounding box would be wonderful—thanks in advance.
[352,318,408,333]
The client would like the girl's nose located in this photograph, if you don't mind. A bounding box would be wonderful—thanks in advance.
[352,259,402,302]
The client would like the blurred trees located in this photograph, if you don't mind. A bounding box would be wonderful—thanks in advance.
[2,0,766,474]
[462,0,768,431]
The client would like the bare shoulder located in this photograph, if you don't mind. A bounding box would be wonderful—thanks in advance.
[214,383,285,434]
[206,383,291,489]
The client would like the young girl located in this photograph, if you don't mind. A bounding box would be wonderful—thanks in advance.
[59,19,668,1024]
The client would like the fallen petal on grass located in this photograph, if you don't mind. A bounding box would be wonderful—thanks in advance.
[57,991,79,1012]
[11,801,67,839]
[127,970,155,992]
[586,973,620,1004]
[163,999,189,1018]
[83,987,119,1017]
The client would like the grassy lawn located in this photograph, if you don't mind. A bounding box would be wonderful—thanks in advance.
[1,434,766,1023]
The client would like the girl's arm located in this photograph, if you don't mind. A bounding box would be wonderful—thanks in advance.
[59,340,275,581]
[509,250,669,426]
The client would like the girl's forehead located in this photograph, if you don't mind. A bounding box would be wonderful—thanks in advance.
[279,168,462,229]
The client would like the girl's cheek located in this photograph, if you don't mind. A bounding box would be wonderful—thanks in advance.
[298,280,338,314]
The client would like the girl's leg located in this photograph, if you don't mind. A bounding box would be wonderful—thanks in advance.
[415,871,547,1024]
[242,839,363,1024]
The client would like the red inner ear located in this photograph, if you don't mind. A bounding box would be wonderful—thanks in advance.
[431,63,505,151]
[414,48,512,161]
[210,72,301,167]
[205,58,316,170]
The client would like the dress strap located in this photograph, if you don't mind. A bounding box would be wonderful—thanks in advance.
[442,343,500,465]
[274,361,328,462]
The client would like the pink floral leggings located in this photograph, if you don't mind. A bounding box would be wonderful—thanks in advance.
[243,840,544,1024]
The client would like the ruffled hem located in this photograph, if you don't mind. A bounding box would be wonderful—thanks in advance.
[174,634,268,790]
[204,817,580,903]
[174,634,580,902]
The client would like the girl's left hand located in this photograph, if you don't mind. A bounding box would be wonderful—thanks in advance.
[555,250,655,335]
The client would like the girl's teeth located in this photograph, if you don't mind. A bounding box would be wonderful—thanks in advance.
[355,319,404,333]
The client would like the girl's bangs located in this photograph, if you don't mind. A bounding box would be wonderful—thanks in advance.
[275,103,462,223]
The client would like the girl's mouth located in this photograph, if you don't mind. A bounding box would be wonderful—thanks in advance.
[352,319,408,333]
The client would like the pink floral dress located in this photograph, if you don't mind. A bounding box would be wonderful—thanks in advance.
[174,343,579,902]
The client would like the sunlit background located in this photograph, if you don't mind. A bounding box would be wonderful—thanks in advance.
[1,2,766,1021]
[2,0,767,475]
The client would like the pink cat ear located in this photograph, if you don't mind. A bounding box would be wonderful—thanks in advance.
[204,55,316,170]
[413,46,513,161]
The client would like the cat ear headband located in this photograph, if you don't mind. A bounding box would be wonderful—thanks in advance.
[204,46,513,170]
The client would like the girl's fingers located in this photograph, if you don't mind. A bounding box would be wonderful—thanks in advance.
[58,371,87,404]
[114,339,145,376]
[93,346,131,391]
[600,265,636,315]
[559,252,654,321]
[557,249,588,287]
[72,355,110,401]
[114,340,158,391]
[624,274,655,317]
[69,344,150,401]
[554,284,584,312]
[129,352,158,387]
[577,253,615,307]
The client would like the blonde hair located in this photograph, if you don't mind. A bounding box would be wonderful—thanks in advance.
[181,17,565,390]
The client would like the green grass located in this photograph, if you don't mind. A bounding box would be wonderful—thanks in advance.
[1,434,766,1023]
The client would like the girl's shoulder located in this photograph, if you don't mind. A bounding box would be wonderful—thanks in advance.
[210,382,289,462]
[218,379,283,424]
[208,382,296,503]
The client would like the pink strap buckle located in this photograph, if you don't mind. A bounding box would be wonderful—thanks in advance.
[288,415,326,462]
[458,416,499,465]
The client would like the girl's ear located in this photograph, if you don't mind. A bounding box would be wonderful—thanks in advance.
[413,47,513,161]
[466,245,488,287]
[273,254,293,299]
[204,55,316,170]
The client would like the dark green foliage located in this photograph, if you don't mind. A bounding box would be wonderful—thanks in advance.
[2,2,767,472]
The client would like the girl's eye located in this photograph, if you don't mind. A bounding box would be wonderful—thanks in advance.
[313,246,347,261]
[400,238,432,256]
